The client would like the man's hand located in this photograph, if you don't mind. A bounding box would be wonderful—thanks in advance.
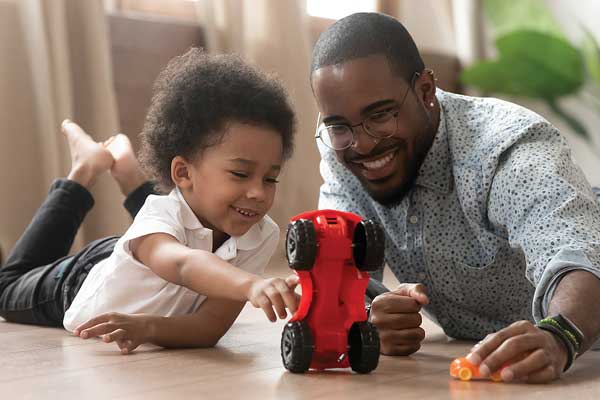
[246,275,300,322]
[466,320,568,383]
[370,283,429,355]
[74,312,149,354]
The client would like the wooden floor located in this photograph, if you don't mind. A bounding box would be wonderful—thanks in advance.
[2,254,600,399]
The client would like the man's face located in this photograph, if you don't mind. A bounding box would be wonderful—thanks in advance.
[312,54,437,205]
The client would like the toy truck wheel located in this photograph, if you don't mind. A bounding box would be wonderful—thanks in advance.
[286,219,317,270]
[348,321,380,374]
[352,220,385,271]
[281,321,313,373]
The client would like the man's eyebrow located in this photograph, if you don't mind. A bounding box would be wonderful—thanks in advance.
[361,99,397,115]
[321,99,397,125]
[228,158,281,170]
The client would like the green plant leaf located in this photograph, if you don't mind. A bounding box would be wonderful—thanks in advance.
[484,0,564,38]
[461,30,584,99]
[581,27,600,87]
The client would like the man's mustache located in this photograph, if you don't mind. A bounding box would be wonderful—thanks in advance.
[345,139,407,163]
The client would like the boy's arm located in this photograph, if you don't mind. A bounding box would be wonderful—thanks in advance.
[145,297,245,348]
[130,232,299,321]
[75,296,245,352]
[130,232,257,301]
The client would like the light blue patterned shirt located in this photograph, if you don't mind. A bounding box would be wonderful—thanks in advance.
[318,89,600,340]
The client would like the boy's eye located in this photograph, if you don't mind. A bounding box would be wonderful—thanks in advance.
[230,171,248,179]
[265,177,279,184]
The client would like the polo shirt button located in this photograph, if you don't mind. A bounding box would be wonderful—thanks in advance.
[417,272,427,281]
[409,215,419,224]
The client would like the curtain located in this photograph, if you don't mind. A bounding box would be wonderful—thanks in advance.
[0,0,127,253]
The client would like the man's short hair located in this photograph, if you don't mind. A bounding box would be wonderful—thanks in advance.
[311,12,424,83]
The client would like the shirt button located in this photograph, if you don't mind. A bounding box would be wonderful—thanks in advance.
[409,215,419,224]
[417,272,427,281]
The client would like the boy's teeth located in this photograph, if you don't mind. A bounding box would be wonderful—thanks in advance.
[362,153,394,170]
[235,207,257,217]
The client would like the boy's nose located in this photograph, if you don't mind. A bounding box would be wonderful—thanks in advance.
[247,184,267,201]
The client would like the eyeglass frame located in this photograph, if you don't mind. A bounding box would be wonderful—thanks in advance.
[314,71,421,151]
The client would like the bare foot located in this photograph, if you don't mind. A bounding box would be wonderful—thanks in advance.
[62,120,114,189]
[105,133,147,196]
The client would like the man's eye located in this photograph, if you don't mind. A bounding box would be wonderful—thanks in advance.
[230,171,248,178]
[369,112,393,122]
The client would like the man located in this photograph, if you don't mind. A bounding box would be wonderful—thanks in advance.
[310,12,600,383]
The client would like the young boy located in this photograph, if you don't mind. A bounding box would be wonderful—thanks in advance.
[0,49,299,354]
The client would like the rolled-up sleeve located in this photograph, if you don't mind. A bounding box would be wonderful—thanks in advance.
[487,122,600,321]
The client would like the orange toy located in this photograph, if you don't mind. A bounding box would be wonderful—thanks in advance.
[450,357,503,382]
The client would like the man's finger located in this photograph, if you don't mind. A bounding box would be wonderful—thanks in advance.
[478,332,541,376]
[371,292,422,314]
[371,310,422,330]
[379,327,426,345]
[523,364,558,384]
[394,283,429,305]
[467,320,535,367]
[500,348,550,382]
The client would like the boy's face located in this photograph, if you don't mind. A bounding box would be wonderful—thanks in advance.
[183,123,282,239]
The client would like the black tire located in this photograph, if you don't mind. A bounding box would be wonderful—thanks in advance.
[348,321,380,374]
[281,321,313,373]
[286,219,317,270]
[352,219,385,271]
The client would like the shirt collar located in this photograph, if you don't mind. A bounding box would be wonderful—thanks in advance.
[170,188,271,259]
[415,91,453,194]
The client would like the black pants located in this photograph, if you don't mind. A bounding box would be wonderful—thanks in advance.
[0,179,156,327]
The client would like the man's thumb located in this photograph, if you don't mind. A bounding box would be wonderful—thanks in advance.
[393,283,429,305]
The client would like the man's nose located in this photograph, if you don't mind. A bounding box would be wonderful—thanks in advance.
[350,125,379,155]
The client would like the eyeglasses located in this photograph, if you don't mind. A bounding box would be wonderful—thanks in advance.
[315,73,417,151]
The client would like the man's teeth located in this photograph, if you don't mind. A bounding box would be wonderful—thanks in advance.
[234,207,257,217]
[362,153,395,170]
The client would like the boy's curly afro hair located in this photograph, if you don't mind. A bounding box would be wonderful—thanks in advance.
[139,48,296,192]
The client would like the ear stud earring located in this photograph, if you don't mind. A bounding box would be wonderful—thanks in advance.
[429,102,435,107]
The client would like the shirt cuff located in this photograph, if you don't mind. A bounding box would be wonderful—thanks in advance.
[533,247,600,322]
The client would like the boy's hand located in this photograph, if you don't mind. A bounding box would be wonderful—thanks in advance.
[246,276,300,322]
[370,283,429,356]
[74,312,148,354]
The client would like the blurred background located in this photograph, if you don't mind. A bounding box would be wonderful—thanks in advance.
[1,0,599,259]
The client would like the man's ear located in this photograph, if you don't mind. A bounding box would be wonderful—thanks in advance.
[171,156,193,190]
[415,68,437,108]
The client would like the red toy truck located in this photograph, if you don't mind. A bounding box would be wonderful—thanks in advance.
[280,209,385,374]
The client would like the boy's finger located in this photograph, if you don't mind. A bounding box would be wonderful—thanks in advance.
[74,313,110,335]
[103,329,127,343]
[275,279,298,313]
[121,339,140,355]
[258,296,277,322]
[285,274,299,288]
[265,288,287,319]
[81,322,116,339]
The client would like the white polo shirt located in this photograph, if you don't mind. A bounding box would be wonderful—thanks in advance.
[63,188,279,332]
